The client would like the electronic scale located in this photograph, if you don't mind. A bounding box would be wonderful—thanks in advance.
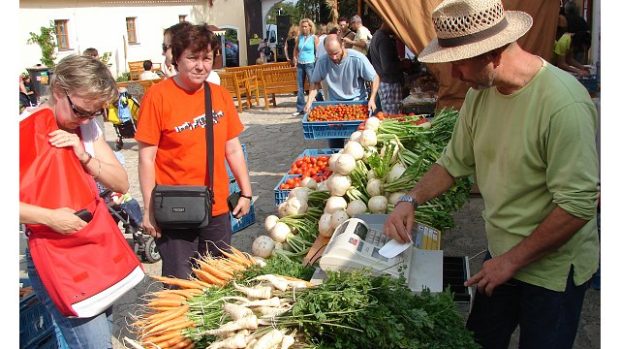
[316,214,473,307]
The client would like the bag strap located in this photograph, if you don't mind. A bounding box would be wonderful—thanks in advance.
[204,82,214,192]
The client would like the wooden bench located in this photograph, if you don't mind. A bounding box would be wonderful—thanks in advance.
[219,71,258,112]
[116,79,161,102]
[258,67,311,109]
[128,61,162,81]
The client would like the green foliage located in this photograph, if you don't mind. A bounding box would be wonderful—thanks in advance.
[241,253,315,281]
[116,72,130,82]
[27,21,57,68]
[100,52,112,65]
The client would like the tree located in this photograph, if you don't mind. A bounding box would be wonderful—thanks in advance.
[27,21,57,68]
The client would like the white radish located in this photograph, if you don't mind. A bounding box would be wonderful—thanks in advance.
[270,222,292,243]
[301,176,317,189]
[328,174,351,196]
[252,235,275,259]
[359,129,377,147]
[386,163,407,183]
[346,199,367,217]
[330,210,349,230]
[324,196,347,213]
[350,131,362,142]
[328,153,341,171]
[365,116,382,131]
[253,329,284,349]
[233,282,272,299]
[223,303,253,321]
[202,315,258,336]
[343,141,365,160]
[318,213,334,237]
[264,215,279,232]
[277,201,288,217]
[366,178,384,197]
[368,196,389,213]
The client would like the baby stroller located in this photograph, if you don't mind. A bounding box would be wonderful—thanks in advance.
[99,188,161,263]
[107,87,140,151]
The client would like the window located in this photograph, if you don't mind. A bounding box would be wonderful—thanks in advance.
[54,20,70,49]
[126,17,137,44]
[179,15,187,22]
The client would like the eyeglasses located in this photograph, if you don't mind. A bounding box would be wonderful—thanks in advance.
[66,93,104,120]
[162,43,171,52]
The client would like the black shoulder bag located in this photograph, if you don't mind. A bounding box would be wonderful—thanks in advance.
[152,82,215,230]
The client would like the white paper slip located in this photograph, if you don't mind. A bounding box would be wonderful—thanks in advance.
[378,239,413,259]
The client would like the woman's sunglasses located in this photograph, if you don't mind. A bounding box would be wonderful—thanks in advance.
[66,93,104,120]
[162,43,171,52]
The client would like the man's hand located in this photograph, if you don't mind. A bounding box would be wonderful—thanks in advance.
[367,99,377,113]
[343,37,353,45]
[142,208,161,239]
[303,101,313,114]
[383,202,415,243]
[464,254,518,296]
[46,208,88,234]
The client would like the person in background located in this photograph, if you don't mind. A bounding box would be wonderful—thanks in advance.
[316,24,330,100]
[20,54,129,348]
[337,17,356,49]
[344,15,372,56]
[20,73,37,112]
[369,23,405,115]
[292,18,319,116]
[384,0,598,347]
[139,60,161,80]
[563,0,589,64]
[136,23,252,280]
[284,25,299,67]
[304,34,379,148]
[553,30,591,77]
[83,47,99,59]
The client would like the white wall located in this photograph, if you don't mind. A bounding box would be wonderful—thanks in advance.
[19,0,248,77]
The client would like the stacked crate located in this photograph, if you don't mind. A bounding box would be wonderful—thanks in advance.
[225,144,256,233]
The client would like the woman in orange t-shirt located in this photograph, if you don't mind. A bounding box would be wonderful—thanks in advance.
[135,23,252,280]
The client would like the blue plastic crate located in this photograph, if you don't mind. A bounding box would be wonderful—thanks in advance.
[225,143,248,179]
[20,293,69,349]
[302,101,367,139]
[273,174,301,206]
[228,178,256,233]
[296,148,341,159]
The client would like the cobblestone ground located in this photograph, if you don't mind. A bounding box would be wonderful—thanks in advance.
[84,95,598,348]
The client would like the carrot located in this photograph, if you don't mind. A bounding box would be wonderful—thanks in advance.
[147,298,187,309]
[171,338,194,349]
[196,260,234,280]
[213,258,246,272]
[141,329,183,345]
[150,289,201,301]
[145,317,195,337]
[140,304,189,332]
[193,268,227,286]
[152,275,206,290]
[220,249,252,267]
[144,303,189,322]
[230,246,257,265]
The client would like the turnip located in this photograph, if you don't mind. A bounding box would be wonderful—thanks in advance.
[350,131,362,142]
[386,163,407,183]
[301,176,317,189]
[324,196,347,213]
[367,169,376,181]
[317,180,329,192]
[360,129,377,147]
[277,201,288,217]
[327,174,351,196]
[343,141,365,160]
[363,146,378,161]
[368,196,388,213]
[284,197,308,216]
[365,116,382,131]
[252,235,275,259]
[318,213,334,237]
[330,210,349,230]
[366,178,384,197]
[270,222,292,243]
[264,215,279,232]
[388,192,407,205]
[334,153,356,175]
[328,153,341,171]
[289,186,310,202]
[346,199,367,217]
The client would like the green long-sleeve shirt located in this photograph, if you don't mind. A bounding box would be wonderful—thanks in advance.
[437,60,599,291]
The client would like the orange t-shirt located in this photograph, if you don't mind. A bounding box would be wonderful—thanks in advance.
[135,79,244,215]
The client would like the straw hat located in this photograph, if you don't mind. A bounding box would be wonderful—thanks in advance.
[418,0,533,63]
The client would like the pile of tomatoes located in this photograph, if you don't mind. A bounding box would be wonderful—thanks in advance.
[308,104,369,122]
[279,155,332,190]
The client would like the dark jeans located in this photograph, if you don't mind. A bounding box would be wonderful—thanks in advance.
[296,62,315,112]
[156,213,231,279]
[466,254,590,349]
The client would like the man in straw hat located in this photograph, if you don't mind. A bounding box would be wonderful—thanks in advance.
[384,0,598,347]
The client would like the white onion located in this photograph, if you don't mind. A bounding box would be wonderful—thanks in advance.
[301,177,317,189]
[328,174,352,196]
[318,213,334,237]
[334,153,356,175]
[270,222,292,243]
[360,129,377,147]
[252,235,275,258]
[346,199,367,217]
[330,210,349,230]
[343,141,365,160]
[388,192,407,205]
[366,178,384,197]
[328,153,341,171]
[264,215,279,232]
[365,116,382,131]
[350,131,362,142]
[325,196,347,213]
[386,163,407,183]
[368,196,388,213]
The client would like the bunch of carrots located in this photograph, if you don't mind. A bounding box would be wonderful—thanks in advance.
[127,247,258,349]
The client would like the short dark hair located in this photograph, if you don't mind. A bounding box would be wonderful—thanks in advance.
[83,47,99,58]
[170,23,221,69]
[338,17,348,23]
[572,31,591,50]
[143,60,153,70]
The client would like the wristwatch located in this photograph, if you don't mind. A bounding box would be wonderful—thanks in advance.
[396,194,419,210]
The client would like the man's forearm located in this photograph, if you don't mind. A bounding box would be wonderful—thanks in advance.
[409,164,455,204]
[503,206,589,271]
